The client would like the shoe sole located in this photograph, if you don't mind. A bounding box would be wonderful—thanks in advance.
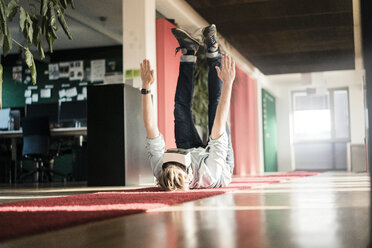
[202,24,216,38]
[172,28,201,46]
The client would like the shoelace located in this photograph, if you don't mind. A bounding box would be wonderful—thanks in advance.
[175,47,182,55]
[206,35,217,47]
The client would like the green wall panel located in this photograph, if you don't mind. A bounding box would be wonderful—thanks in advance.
[2,57,122,108]
[262,89,278,172]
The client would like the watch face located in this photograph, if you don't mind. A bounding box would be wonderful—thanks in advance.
[141,89,150,94]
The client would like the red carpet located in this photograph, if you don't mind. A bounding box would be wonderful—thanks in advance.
[0,171,321,241]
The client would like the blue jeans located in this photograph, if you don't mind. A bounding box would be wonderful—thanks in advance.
[174,55,233,152]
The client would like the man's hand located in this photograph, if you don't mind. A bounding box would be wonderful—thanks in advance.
[210,55,235,140]
[215,55,236,85]
[140,59,158,139]
[140,59,155,89]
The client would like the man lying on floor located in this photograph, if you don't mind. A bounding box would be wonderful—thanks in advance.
[140,24,235,191]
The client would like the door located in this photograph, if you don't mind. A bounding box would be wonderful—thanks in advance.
[262,89,278,172]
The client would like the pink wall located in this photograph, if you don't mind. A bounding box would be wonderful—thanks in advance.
[156,19,180,149]
[230,66,260,175]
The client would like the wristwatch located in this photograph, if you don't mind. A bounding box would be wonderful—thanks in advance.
[141,88,151,95]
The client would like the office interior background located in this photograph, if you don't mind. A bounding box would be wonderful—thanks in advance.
[0,0,371,247]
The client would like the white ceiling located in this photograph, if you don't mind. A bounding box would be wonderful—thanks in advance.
[73,0,122,35]
[6,0,123,54]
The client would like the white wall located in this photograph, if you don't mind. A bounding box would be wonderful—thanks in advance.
[264,70,366,171]
[123,0,157,185]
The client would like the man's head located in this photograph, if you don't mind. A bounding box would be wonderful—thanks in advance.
[157,163,190,191]
[157,149,193,191]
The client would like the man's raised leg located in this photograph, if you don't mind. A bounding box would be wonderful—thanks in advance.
[172,28,204,149]
[203,24,235,172]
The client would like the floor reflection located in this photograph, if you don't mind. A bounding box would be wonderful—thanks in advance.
[1,172,369,248]
[162,195,238,248]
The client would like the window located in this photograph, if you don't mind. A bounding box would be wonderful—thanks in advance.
[292,89,350,142]
[292,88,350,170]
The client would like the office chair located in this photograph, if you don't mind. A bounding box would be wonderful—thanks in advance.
[19,116,66,183]
[10,110,21,130]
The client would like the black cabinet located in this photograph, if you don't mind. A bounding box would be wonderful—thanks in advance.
[87,84,126,186]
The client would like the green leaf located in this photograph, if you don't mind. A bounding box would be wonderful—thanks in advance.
[48,2,57,30]
[47,1,58,43]
[0,0,7,35]
[6,0,18,22]
[21,11,33,47]
[48,26,57,40]
[59,0,67,9]
[19,6,26,31]
[21,13,33,46]
[26,14,33,45]
[46,31,55,52]
[25,49,32,69]
[25,49,37,85]
[56,7,72,39]
[40,0,48,16]
[3,32,12,56]
[37,39,45,59]
[0,0,6,22]
[50,0,59,7]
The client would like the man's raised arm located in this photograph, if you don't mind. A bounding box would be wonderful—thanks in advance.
[211,55,236,140]
[140,59,159,139]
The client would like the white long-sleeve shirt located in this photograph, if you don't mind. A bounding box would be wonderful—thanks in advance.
[145,132,234,188]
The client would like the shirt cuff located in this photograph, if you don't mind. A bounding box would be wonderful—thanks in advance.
[146,133,163,143]
[208,132,228,145]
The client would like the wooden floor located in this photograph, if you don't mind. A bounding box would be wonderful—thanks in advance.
[0,172,370,248]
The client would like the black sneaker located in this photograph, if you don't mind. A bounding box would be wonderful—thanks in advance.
[202,24,217,49]
[171,28,200,55]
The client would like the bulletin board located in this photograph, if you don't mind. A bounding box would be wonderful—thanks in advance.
[2,54,122,108]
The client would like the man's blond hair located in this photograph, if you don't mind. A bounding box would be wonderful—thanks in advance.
[157,164,189,191]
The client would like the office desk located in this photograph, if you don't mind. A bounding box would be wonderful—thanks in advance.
[0,127,87,183]
[0,127,87,138]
